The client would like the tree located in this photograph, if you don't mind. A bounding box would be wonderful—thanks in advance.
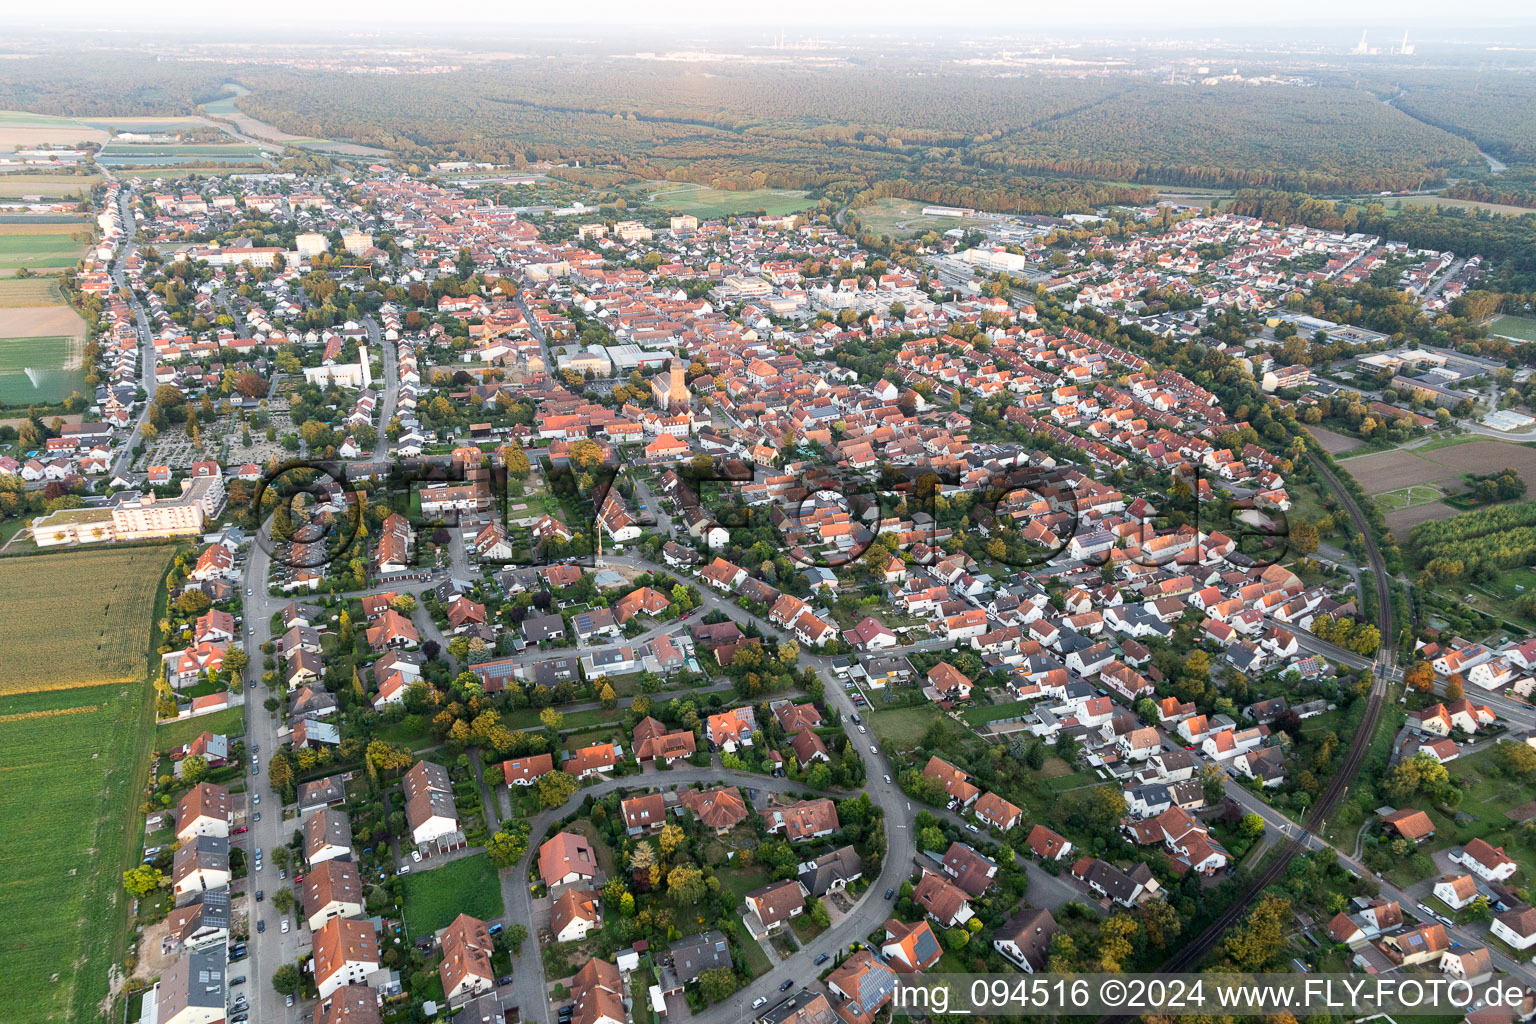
[1224,894,1291,970]
[1200,763,1225,804]
[1239,813,1266,843]
[271,963,302,996]
[1498,741,1536,781]
[666,864,706,904]
[536,770,578,809]
[697,967,739,1004]
[181,754,209,784]
[268,751,294,791]
[272,887,294,914]
[540,707,565,731]
[122,864,163,897]
[919,826,947,852]
[658,822,686,859]
[1404,661,1435,693]
[487,823,532,868]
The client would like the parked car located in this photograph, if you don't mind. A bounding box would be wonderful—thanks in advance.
[965,824,980,833]
[286,995,294,1008]
[857,725,866,734]
[882,774,891,784]
[814,954,830,965]
[752,998,768,1010]
[780,979,794,991]
[281,919,290,934]
[869,745,878,754]
[255,890,264,902]
[411,850,422,862]
[232,825,248,835]
[251,794,259,805]
[256,920,265,933]
[230,977,246,986]
[253,811,260,822]
[884,888,895,900]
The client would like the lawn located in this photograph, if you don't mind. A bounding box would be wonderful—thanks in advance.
[399,852,505,936]
[635,182,811,219]
[0,681,158,1024]
[868,704,942,750]
[0,546,173,694]
[154,706,248,750]
[1492,315,1536,344]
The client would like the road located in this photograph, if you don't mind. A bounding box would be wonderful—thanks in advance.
[367,317,397,462]
[107,185,156,482]
[237,532,305,1024]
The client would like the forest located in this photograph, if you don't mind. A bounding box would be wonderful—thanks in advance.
[0,55,1483,197]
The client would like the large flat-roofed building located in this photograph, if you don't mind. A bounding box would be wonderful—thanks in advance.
[112,475,225,541]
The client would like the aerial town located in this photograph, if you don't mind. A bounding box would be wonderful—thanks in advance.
[5,150,1531,1024]
[11,21,1536,1021]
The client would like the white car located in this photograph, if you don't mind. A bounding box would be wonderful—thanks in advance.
[251,793,259,805]
[280,919,290,934]
[883,774,892,784]
[411,850,422,863]
[869,745,878,754]
[752,998,768,1010]
[857,725,866,734]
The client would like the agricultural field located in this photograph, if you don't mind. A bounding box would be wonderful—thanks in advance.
[0,109,109,149]
[1348,440,1536,534]
[0,332,85,404]
[0,547,172,694]
[1491,315,1536,343]
[0,230,90,272]
[1387,195,1536,218]
[95,143,265,167]
[0,275,65,307]
[399,852,505,935]
[0,680,157,1024]
[0,172,101,200]
[634,182,811,219]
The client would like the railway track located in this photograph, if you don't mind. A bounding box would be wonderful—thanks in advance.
[1100,453,1394,1009]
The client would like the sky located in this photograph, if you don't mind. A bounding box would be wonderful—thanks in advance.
[13,0,1536,32]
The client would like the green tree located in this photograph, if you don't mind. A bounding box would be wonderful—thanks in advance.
[122,864,163,897]
[487,823,532,868]
[181,754,209,784]
[271,963,302,996]
[697,967,739,1004]
[536,770,578,809]
[272,887,294,914]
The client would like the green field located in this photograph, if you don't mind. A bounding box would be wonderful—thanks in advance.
[399,852,505,935]
[1492,315,1536,343]
[635,182,811,219]
[96,144,264,167]
[0,547,173,694]
[0,233,88,271]
[868,704,942,750]
[852,198,987,239]
[0,681,157,1024]
[1374,484,1444,510]
[0,334,85,404]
